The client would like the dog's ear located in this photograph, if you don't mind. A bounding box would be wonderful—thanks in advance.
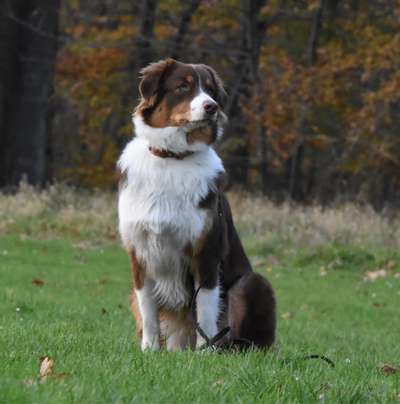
[201,65,228,109]
[138,58,176,108]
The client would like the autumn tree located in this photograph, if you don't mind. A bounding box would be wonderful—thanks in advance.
[47,0,400,207]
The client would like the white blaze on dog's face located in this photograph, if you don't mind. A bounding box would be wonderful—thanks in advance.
[134,58,227,152]
[189,88,218,122]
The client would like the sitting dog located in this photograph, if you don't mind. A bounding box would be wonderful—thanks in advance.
[117,58,276,351]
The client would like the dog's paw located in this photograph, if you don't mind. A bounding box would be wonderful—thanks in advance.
[195,344,222,354]
[196,335,207,350]
[141,335,160,351]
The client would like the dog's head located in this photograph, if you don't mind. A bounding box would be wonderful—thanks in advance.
[133,59,228,153]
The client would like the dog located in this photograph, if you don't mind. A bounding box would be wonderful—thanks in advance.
[117,58,276,351]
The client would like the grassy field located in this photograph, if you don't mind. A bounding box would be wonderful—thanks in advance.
[1,184,400,403]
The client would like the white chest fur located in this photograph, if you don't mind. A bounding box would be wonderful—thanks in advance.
[118,137,224,309]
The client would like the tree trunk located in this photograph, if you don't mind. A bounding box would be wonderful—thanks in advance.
[0,0,60,187]
[126,0,159,109]
[288,0,326,201]
[171,0,202,59]
[136,0,159,69]
[224,0,273,186]
[0,0,22,187]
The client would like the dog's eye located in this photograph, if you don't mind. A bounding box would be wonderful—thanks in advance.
[206,86,216,98]
[175,83,190,93]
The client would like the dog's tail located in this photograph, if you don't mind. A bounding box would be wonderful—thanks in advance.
[226,272,276,349]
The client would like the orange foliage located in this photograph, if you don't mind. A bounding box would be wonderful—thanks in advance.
[53,0,400,195]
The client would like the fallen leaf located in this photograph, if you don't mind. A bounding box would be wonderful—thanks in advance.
[377,363,399,375]
[364,269,388,281]
[38,356,70,383]
[39,356,54,382]
[372,302,386,308]
[320,266,328,277]
[32,278,45,286]
[281,311,293,320]
[394,272,400,279]
[212,379,225,387]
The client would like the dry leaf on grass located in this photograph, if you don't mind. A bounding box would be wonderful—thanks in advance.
[394,272,400,279]
[39,356,54,382]
[32,278,45,286]
[320,266,328,276]
[281,311,293,320]
[377,363,399,375]
[363,269,388,281]
[39,356,70,383]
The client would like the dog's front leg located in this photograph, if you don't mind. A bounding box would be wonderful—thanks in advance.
[195,283,220,348]
[129,250,160,351]
[192,214,223,349]
[135,278,160,351]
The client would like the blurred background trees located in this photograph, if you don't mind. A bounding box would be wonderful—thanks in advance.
[0,0,60,187]
[1,0,399,207]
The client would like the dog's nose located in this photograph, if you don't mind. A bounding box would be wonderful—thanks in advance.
[203,101,218,115]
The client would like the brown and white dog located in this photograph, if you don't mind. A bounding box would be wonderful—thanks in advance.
[118,58,276,351]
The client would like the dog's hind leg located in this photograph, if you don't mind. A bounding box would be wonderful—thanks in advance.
[228,273,276,348]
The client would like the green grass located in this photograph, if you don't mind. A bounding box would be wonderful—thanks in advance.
[1,235,399,403]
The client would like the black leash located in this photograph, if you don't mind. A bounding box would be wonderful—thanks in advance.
[190,284,335,367]
[190,195,232,350]
[302,354,335,368]
[190,284,231,350]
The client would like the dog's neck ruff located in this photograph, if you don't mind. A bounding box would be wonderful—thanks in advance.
[148,146,194,160]
[133,115,212,154]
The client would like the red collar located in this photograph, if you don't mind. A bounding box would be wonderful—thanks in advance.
[149,146,194,160]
